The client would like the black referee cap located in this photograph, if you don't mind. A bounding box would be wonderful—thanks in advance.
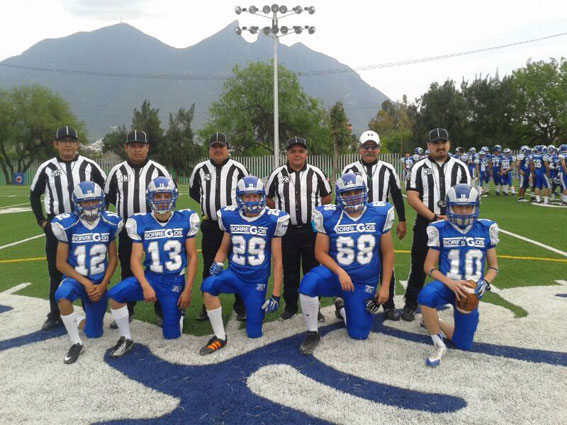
[428,128,449,143]
[56,126,78,140]
[126,130,149,144]
[209,132,228,147]
[286,136,307,150]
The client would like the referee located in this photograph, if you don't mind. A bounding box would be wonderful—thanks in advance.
[30,126,106,331]
[105,130,170,323]
[189,132,248,321]
[402,128,471,321]
[266,136,332,320]
[342,130,406,321]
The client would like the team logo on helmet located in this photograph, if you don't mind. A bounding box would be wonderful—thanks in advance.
[445,184,480,231]
[72,181,105,222]
[236,176,266,214]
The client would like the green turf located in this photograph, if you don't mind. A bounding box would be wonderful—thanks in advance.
[0,183,565,336]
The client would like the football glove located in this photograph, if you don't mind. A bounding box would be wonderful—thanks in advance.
[261,296,280,313]
[209,262,224,276]
[475,278,491,299]
[365,298,381,315]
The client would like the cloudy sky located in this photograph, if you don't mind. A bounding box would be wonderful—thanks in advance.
[1,0,565,103]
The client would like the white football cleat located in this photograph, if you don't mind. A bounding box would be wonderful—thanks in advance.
[426,344,447,367]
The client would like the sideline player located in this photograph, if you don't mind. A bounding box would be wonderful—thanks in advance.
[478,150,491,196]
[107,177,200,357]
[418,184,498,367]
[491,145,503,195]
[199,176,289,355]
[531,145,551,204]
[500,148,516,196]
[558,144,567,205]
[516,146,531,202]
[297,172,394,355]
[53,182,122,364]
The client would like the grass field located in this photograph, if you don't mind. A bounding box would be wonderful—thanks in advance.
[0,183,565,335]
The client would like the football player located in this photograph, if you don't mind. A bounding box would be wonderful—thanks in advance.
[516,145,531,202]
[53,182,122,364]
[107,177,200,357]
[199,176,289,355]
[491,145,503,195]
[297,172,394,355]
[558,144,567,205]
[467,148,480,194]
[418,184,498,367]
[547,145,560,201]
[530,145,551,203]
[500,148,516,196]
[401,152,412,190]
[478,150,491,196]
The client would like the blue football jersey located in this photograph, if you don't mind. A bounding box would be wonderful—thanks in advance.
[559,153,567,175]
[517,153,531,172]
[312,202,394,283]
[532,153,548,173]
[52,211,123,282]
[479,157,490,173]
[501,155,515,171]
[218,206,290,283]
[491,154,503,170]
[126,209,200,275]
[427,219,499,281]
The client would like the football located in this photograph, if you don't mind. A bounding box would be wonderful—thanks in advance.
[455,280,479,313]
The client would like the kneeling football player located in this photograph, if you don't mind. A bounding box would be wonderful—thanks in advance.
[199,176,289,355]
[418,184,499,367]
[298,172,394,355]
[107,177,200,358]
[53,182,122,364]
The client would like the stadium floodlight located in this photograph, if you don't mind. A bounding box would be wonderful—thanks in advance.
[233,4,316,168]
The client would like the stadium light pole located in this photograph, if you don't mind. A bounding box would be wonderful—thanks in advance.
[235,4,316,168]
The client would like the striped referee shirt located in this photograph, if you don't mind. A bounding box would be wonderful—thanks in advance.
[105,159,170,219]
[342,159,406,221]
[267,162,332,226]
[30,155,106,223]
[189,158,248,221]
[408,156,471,217]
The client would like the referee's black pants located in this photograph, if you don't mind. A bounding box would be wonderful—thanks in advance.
[200,219,244,314]
[118,228,162,318]
[281,225,318,314]
[404,217,429,311]
[381,269,397,310]
[44,220,62,321]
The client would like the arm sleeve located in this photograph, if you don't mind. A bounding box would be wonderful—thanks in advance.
[125,217,142,242]
[266,170,278,198]
[105,168,118,207]
[188,166,201,202]
[382,206,394,233]
[217,209,227,232]
[317,170,332,198]
[312,209,326,234]
[91,162,107,187]
[187,212,201,238]
[407,163,420,191]
[51,221,68,243]
[488,222,499,248]
[274,213,290,237]
[30,191,46,225]
[426,225,441,250]
[114,220,124,239]
[389,172,406,221]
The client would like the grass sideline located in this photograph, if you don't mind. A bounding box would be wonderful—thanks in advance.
[0,183,565,334]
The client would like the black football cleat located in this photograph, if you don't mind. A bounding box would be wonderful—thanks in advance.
[41,317,62,331]
[199,335,227,356]
[334,298,345,321]
[401,307,416,322]
[64,343,84,364]
[109,336,134,358]
[384,308,401,321]
[299,331,321,355]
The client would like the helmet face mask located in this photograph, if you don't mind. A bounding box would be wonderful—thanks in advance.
[336,172,367,213]
[559,144,567,154]
[147,177,178,214]
[236,176,266,215]
[73,181,105,222]
[445,184,480,230]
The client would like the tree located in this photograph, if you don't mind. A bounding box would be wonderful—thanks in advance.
[510,58,567,145]
[0,85,83,184]
[368,96,413,154]
[163,105,201,179]
[201,61,331,156]
[329,101,354,182]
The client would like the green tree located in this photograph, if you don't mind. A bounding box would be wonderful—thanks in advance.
[329,101,354,181]
[510,58,567,145]
[102,125,128,158]
[368,96,413,153]
[163,105,201,179]
[0,85,83,184]
[201,61,331,156]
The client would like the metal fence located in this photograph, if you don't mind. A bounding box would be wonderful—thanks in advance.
[2,154,405,186]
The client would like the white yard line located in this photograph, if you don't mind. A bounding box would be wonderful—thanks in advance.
[498,229,567,257]
[1,282,32,294]
[0,234,45,251]
[0,202,29,209]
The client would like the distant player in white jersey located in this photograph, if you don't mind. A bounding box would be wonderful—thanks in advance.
[500,148,516,196]
[53,182,122,364]
[107,177,200,358]
[199,176,290,355]
[297,172,394,355]
[418,184,499,367]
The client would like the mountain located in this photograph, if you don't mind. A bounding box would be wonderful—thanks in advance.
[0,22,388,139]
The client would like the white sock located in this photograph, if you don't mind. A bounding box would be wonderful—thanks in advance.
[431,332,445,347]
[544,196,549,203]
[111,306,132,340]
[207,306,225,340]
[503,186,508,194]
[536,195,541,202]
[76,314,86,331]
[339,307,347,324]
[563,194,567,203]
[300,294,319,332]
[61,312,82,345]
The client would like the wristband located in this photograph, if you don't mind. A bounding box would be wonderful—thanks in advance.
[272,295,280,302]
[432,214,438,222]
[487,266,499,274]
[427,268,437,278]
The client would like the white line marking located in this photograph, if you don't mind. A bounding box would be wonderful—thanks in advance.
[0,202,29,209]
[399,280,408,290]
[555,280,567,286]
[499,228,567,257]
[0,234,45,251]
[0,207,32,215]
[1,282,32,294]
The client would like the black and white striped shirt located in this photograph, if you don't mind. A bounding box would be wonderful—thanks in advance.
[105,159,170,219]
[267,162,332,226]
[408,157,471,216]
[189,158,248,221]
[30,155,106,222]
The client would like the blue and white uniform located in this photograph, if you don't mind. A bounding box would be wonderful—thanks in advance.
[500,154,515,187]
[417,219,499,350]
[559,151,567,191]
[299,201,394,340]
[491,153,503,186]
[478,155,490,185]
[108,209,200,339]
[532,152,550,189]
[201,206,289,338]
[53,211,122,338]
[517,152,531,189]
